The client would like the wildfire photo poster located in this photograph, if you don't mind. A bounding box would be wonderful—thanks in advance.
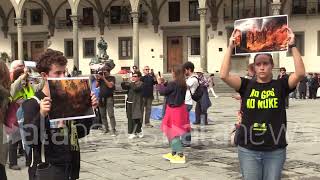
[48,77,95,122]
[234,15,288,55]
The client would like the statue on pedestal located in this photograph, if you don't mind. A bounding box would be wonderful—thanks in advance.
[90,37,115,74]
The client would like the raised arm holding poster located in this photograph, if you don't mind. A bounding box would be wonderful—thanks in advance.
[48,77,95,121]
[234,15,288,55]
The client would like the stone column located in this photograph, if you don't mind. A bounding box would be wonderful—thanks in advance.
[131,12,139,67]
[15,18,23,60]
[70,15,79,70]
[198,8,208,72]
[271,1,282,69]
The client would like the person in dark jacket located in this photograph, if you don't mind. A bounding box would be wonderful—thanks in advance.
[194,68,212,125]
[298,76,308,99]
[96,70,116,136]
[310,73,319,99]
[23,49,98,180]
[121,71,144,139]
[277,67,289,108]
[141,66,157,128]
[157,65,190,164]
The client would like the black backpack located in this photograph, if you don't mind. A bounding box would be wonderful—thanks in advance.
[189,76,204,102]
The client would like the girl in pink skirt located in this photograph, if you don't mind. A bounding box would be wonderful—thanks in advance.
[157,65,190,164]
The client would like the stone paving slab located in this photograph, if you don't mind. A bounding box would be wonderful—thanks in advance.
[6,97,320,179]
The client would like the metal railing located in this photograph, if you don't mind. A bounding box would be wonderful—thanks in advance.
[223,5,270,20]
[292,1,320,15]
[56,16,95,29]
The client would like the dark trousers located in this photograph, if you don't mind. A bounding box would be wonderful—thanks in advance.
[300,91,306,99]
[0,164,7,180]
[126,103,142,134]
[142,97,153,125]
[28,164,74,180]
[285,96,289,108]
[195,102,208,125]
[310,88,317,99]
[99,97,116,131]
[181,105,193,146]
[9,140,18,166]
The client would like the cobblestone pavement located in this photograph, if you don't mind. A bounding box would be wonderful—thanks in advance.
[7,97,320,180]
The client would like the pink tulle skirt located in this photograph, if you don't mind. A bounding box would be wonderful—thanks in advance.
[161,104,191,140]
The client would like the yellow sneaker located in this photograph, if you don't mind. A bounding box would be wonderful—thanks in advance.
[170,155,186,164]
[162,153,174,161]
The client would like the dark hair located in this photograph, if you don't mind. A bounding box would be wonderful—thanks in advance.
[0,61,11,90]
[183,61,195,72]
[133,71,142,77]
[210,74,215,77]
[280,67,286,72]
[132,65,138,69]
[253,53,274,66]
[36,49,67,74]
[173,65,187,90]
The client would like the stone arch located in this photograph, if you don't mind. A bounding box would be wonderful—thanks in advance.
[142,0,167,33]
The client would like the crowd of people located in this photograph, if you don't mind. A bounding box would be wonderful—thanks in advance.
[0,27,319,180]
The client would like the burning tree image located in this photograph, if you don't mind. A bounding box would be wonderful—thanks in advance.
[48,77,95,121]
[234,15,288,54]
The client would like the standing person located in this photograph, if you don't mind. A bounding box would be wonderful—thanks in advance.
[150,69,159,101]
[96,70,117,136]
[121,71,144,139]
[182,61,199,147]
[194,68,211,125]
[310,73,318,99]
[157,65,190,164]
[277,67,289,108]
[0,61,10,180]
[208,74,218,98]
[298,75,308,99]
[221,28,305,180]
[141,66,156,128]
[23,49,98,180]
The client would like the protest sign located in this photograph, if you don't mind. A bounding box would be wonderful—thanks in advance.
[48,77,95,121]
[234,15,288,55]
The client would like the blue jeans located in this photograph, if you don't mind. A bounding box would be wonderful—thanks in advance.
[238,146,286,180]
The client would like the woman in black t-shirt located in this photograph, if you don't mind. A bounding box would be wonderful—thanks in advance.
[220,28,305,180]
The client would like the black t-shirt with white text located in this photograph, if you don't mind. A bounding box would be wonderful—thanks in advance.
[237,77,295,151]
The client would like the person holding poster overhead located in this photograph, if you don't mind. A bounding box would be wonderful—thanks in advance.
[22,49,98,180]
[220,27,305,180]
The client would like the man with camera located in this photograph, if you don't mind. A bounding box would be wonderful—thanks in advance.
[96,69,117,136]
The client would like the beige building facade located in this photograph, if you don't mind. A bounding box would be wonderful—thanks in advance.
[0,0,319,75]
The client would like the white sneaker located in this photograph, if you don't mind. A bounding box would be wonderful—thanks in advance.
[137,132,144,138]
[128,134,136,139]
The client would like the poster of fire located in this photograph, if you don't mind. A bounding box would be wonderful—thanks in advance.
[48,77,95,121]
[234,15,288,55]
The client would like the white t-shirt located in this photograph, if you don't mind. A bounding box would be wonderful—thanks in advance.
[185,74,199,105]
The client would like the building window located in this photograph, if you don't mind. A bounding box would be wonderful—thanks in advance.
[292,0,307,14]
[189,1,200,21]
[66,9,72,26]
[190,37,200,55]
[110,6,130,24]
[83,38,96,58]
[288,32,304,56]
[30,9,43,25]
[64,40,73,58]
[169,2,180,22]
[82,7,94,26]
[119,37,132,60]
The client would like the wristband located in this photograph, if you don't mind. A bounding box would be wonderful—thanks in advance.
[288,44,296,49]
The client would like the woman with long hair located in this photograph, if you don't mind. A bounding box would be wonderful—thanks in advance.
[157,65,190,164]
[220,27,305,180]
[0,61,11,180]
